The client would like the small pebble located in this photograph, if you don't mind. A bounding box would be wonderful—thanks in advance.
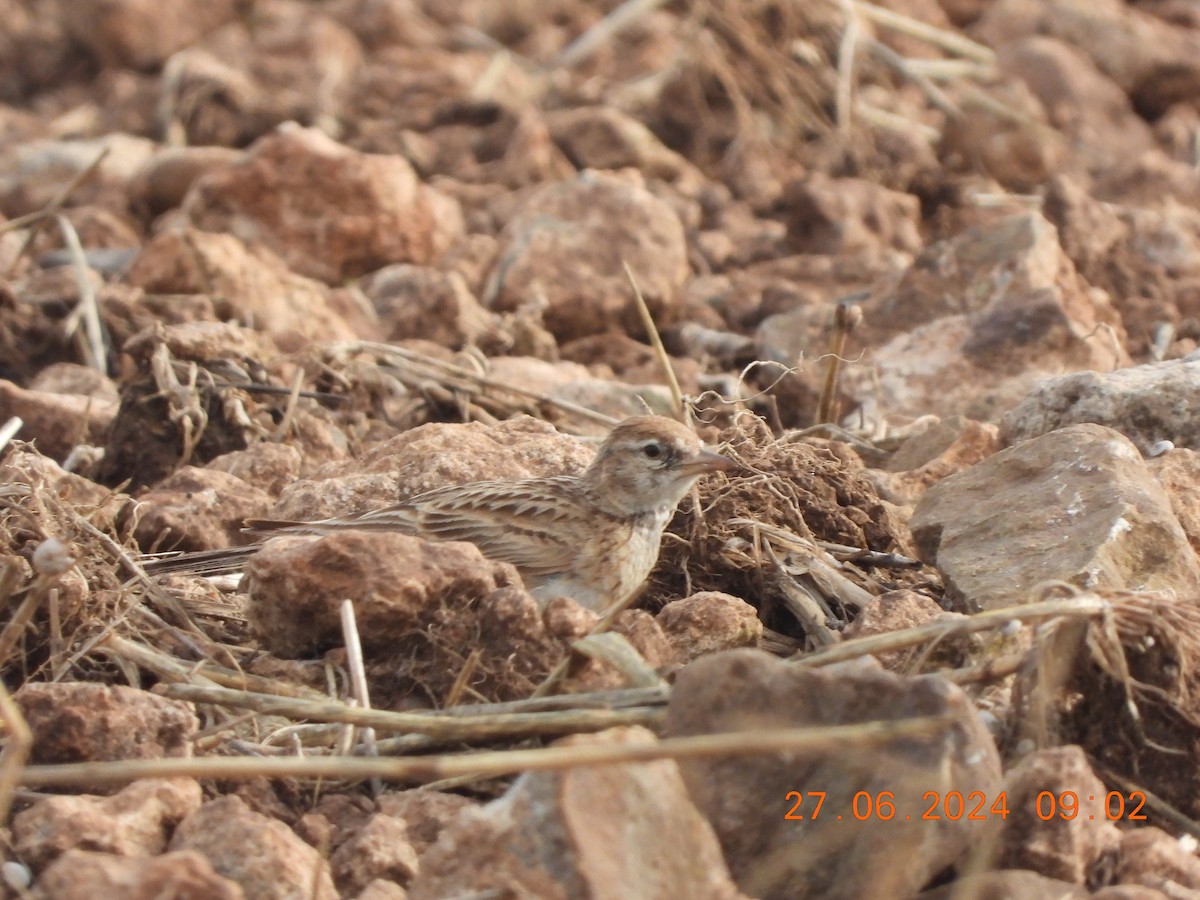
[1146,440,1174,458]
[32,536,76,576]
[2,860,31,890]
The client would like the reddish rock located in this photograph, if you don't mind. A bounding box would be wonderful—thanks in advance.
[667,650,1003,900]
[126,229,359,347]
[33,849,243,900]
[128,146,245,219]
[245,532,518,657]
[478,106,575,189]
[565,607,675,688]
[1115,826,1200,893]
[171,795,336,900]
[34,205,140,259]
[375,790,479,855]
[880,416,1002,505]
[912,424,1200,610]
[776,174,922,259]
[998,746,1122,883]
[27,362,119,403]
[329,813,419,895]
[841,590,958,671]
[182,124,462,282]
[1148,448,1200,556]
[162,3,364,148]
[998,36,1152,174]
[542,595,600,643]
[133,466,274,552]
[920,870,1088,899]
[59,0,239,70]
[361,264,495,348]
[206,442,303,498]
[0,134,156,217]
[546,106,701,185]
[353,881,408,900]
[408,726,745,899]
[0,379,116,461]
[16,682,197,765]
[656,592,762,665]
[939,80,1068,192]
[976,0,1200,119]
[486,171,688,341]
[14,778,203,869]
[845,213,1129,425]
[270,417,592,521]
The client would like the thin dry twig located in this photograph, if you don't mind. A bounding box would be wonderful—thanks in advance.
[55,214,109,376]
[0,681,32,823]
[624,262,684,420]
[100,634,326,700]
[554,0,670,69]
[156,682,664,741]
[851,1,996,64]
[339,600,381,797]
[21,715,953,788]
[835,0,862,136]
[794,594,1113,666]
[3,146,111,278]
[329,341,619,431]
[0,418,22,455]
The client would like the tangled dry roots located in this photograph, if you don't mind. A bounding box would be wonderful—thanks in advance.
[1018,590,1200,818]
[648,415,937,620]
[651,0,854,167]
[0,448,134,686]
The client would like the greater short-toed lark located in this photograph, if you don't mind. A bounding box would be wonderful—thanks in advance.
[146,415,734,611]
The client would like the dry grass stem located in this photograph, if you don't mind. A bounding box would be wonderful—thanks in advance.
[794,593,1113,666]
[0,681,32,824]
[816,300,863,425]
[851,1,996,64]
[624,262,684,420]
[101,634,326,700]
[330,341,619,430]
[554,0,670,69]
[835,0,862,136]
[21,716,953,789]
[1093,763,1200,841]
[339,599,382,797]
[55,214,109,376]
[157,682,665,740]
[0,417,22,454]
[3,146,111,278]
[855,103,940,141]
[571,633,665,689]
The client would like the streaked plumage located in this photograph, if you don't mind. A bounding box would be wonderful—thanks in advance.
[146,416,734,611]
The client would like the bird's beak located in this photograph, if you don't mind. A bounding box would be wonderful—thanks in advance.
[679,449,738,476]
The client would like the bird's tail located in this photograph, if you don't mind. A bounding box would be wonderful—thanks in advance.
[141,545,260,576]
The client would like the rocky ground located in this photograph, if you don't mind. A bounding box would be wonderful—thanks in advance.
[3,0,1200,897]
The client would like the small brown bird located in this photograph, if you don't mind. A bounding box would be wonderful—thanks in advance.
[146,416,734,611]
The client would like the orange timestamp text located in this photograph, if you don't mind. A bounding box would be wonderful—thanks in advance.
[784,790,1149,822]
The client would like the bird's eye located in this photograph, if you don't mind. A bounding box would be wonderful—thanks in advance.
[642,442,663,459]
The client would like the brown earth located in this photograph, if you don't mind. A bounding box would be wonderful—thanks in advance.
[4,1,1200,897]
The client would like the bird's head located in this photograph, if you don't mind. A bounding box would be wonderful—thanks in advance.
[582,415,736,516]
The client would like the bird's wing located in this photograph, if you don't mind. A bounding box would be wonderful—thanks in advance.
[245,478,593,578]
[396,477,588,578]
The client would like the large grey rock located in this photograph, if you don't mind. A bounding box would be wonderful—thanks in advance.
[912,423,1200,609]
[1001,358,1200,453]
